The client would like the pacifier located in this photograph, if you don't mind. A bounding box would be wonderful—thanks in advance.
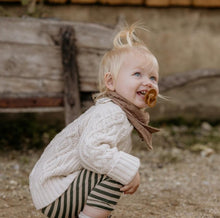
[144,88,157,107]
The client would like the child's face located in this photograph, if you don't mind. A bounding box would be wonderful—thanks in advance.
[113,49,159,109]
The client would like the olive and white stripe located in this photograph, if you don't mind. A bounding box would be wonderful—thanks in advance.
[42,169,123,218]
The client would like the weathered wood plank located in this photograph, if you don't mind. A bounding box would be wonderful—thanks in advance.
[0,77,64,95]
[72,22,115,49]
[0,72,98,95]
[0,97,63,108]
[0,17,115,49]
[0,42,63,95]
[0,42,63,79]
[0,18,59,46]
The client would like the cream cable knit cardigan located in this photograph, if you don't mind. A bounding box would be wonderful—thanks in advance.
[29,98,140,210]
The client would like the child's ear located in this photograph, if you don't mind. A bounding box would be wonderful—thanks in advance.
[104,72,115,91]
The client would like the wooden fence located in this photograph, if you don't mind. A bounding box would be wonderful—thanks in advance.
[0,17,118,124]
[1,17,220,124]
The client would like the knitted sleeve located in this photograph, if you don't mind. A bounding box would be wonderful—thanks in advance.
[78,105,140,185]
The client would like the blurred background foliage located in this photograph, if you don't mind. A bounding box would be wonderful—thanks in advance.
[0,113,64,150]
[1,113,220,153]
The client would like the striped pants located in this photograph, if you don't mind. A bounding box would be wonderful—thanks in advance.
[41,169,123,218]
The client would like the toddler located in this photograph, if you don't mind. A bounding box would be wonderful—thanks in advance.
[29,23,159,218]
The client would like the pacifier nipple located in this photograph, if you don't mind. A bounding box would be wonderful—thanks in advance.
[144,89,157,107]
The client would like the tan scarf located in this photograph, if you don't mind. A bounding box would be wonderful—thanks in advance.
[106,91,159,150]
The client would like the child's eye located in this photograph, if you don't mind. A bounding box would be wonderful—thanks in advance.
[150,76,157,81]
[133,72,141,77]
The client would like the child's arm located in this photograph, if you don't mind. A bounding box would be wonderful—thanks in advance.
[78,109,140,186]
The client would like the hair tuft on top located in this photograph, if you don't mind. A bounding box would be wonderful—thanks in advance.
[113,22,148,49]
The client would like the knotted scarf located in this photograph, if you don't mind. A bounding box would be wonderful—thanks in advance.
[106,91,159,150]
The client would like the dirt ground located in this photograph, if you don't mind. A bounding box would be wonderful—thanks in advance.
[0,124,220,218]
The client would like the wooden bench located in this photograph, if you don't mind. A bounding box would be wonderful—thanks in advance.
[0,17,119,124]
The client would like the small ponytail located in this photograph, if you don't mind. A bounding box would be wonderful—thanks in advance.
[113,23,148,49]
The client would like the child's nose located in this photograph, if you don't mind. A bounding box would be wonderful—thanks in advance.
[143,79,152,88]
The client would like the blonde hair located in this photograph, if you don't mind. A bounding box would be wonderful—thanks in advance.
[94,23,159,99]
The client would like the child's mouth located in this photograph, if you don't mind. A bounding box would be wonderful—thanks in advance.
[137,91,147,97]
[137,91,147,98]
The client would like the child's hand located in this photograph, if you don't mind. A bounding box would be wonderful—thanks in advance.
[120,172,140,194]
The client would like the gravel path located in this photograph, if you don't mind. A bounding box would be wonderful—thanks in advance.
[1,125,219,218]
